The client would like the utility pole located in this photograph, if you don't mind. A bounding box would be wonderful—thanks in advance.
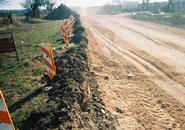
[168,0,174,12]
[142,0,145,11]
[146,0,149,10]
[142,0,149,11]
[112,0,122,12]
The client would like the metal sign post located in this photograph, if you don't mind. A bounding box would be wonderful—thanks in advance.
[0,32,19,61]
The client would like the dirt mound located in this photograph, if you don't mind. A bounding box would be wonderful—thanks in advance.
[45,4,79,20]
[18,17,115,130]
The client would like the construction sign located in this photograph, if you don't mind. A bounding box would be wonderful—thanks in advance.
[60,15,76,46]
[0,32,19,61]
[40,43,56,80]
[0,91,15,130]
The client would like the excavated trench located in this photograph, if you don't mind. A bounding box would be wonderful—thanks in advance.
[17,10,116,130]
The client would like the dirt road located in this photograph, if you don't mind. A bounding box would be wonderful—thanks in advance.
[83,15,185,130]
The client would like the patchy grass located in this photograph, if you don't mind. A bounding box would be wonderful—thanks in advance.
[130,12,185,28]
[0,19,64,127]
[11,93,47,128]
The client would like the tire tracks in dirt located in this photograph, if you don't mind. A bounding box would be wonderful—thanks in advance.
[92,26,185,106]
[130,50,185,86]
[90,17,185,86]
[105,17,185,54]
[89,17,185,127]
[119,24,185,54]
[90,17,185,88]
[84,18,185,129]
[94,16,185,72]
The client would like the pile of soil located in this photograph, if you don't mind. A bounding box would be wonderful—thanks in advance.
[18,9,116,130]
[45,4,79,20]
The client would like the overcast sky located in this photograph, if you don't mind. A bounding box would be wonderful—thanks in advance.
[0,0,168,10]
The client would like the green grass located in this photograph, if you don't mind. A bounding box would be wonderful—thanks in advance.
[0,19,63,105]
[12,93,47,128]
[0,19,65,127]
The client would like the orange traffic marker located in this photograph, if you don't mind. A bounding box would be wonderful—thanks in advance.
[40,43,56,80]
[0,91,15,130]
[60,16,75,47]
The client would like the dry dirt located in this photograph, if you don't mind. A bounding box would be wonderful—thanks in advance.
[83,15,185,130]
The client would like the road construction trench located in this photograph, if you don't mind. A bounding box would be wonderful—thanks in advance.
[83,16,185,130]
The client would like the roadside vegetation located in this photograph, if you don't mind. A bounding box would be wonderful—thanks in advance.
[130,12,185,28]
[0,19,65,127]
[93,0,185,28]
[0,0,61,127]
[0,19,62,105]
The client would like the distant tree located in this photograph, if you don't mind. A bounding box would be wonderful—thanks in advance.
[45,0,55,11]
[0,0,9,5]
[112,0,122,11]
[142,0,150,11]
[22,0,45,17]
[142,0,145,10]
[0,0,14,24]
[0,0,11,10]
[112,0,121,5]
[112,0,122,8]
[22,0,54,17]
[168,0,174,12]
[146,0,149,10]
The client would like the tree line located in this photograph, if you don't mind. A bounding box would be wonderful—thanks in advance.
[111,0,185,12]
[22,0,55,18]
[0,0,56,18]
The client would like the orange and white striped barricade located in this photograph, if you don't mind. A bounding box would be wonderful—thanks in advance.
[61,19,70,46]
[40,43,56,80]
[68,15,75,31]
[63,31,69,46]
[60,16,76,46]
[67,15,75,36]
[0,91,15,130]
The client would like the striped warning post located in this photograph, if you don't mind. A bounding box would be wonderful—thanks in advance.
[40,43,56,80]
[0,91,15,130]
[61,19,70,46]
[60,16,75,47]
[68,15,75,32]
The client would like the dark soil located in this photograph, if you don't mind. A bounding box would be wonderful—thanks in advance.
[17,9,116,130]
[45,4,79,20]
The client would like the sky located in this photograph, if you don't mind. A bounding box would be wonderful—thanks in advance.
[0,0,168,10]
